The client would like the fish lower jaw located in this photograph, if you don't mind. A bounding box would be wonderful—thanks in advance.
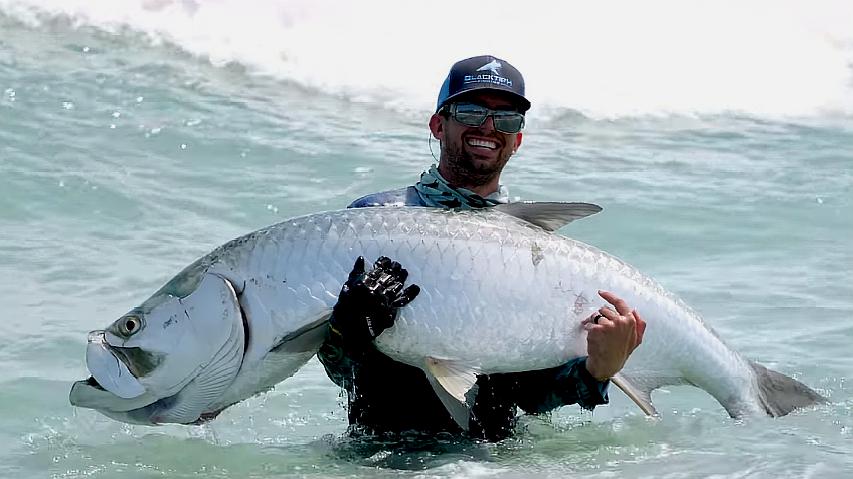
[85,376,104,391]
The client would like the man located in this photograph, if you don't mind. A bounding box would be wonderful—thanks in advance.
[319,55,646,441]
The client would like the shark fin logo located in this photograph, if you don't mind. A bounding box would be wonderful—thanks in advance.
[476,59,502,76]
[464,59,512,87]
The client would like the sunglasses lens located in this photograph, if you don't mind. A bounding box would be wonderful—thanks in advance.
[493,113,524,133]
[453,104,489,127]
[451,103,524,133]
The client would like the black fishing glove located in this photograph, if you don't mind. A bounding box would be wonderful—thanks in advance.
[329,256,420,352]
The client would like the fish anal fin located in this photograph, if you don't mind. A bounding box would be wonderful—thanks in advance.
[424,357,480,431]
[494,202,602,231]
[612,372,659,417]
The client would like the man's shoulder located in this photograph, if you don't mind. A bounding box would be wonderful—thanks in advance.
[348,186,425,208]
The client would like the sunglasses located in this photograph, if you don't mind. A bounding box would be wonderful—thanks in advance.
[445,102,525,134]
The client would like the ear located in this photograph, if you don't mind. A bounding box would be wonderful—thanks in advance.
[513,132,523,153]
[429,113,444,141]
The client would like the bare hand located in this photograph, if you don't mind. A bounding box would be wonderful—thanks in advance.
[582,290,647,381]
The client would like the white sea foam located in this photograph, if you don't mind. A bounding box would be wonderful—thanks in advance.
[2,0,852,118]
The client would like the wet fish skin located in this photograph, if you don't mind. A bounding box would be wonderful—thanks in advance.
[69,205,824,425]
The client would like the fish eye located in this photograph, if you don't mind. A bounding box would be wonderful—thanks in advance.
[119,315,143,336]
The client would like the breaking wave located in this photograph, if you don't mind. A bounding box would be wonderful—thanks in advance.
[2,0,852,119]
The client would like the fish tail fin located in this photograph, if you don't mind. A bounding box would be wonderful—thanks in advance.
[749,360,826,417]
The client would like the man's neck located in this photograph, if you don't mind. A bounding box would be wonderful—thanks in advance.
[437,164,500,198]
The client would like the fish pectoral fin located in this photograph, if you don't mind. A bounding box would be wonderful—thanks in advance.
[424,357,479,403]
[272,312,333,354]
[494,202,603,232]
[612,372,659,417]
[424,357,481,431]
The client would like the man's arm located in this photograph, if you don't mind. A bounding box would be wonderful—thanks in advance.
[490,357,609,415]
[317,256,419,390]
[465,357,607,441]
[317,331,358,391]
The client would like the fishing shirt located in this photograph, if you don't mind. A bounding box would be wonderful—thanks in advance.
[318,167,610,441]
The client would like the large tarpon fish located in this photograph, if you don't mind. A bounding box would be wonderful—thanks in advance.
[69,203,824,427]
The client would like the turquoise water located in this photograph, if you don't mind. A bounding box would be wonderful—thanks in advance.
[1,2,852,478]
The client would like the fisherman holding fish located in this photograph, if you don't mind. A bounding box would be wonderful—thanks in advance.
[68,60,826,432]
[319,55,648,441]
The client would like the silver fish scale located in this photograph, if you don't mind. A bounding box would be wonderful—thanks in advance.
[206,207,754,398]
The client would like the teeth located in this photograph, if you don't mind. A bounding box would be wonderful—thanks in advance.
[466,138,497,149]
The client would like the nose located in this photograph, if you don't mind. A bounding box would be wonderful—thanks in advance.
[480,115,497,133]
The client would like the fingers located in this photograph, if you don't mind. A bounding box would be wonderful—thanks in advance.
[633,309,647,348]
[373,256,392,270]
[372,256,408,281]
[385,281,404,297]
[583,294,646,379]
[595,291,641,335]
[365,270,396,293]
[598,290,632,316]
[397,266,408,282]
[596,306,619,323]
[360,256,421,307]
[404,284,420,300]
[347,256,366,283]
[581,311,607,327]
[391,284,420,308]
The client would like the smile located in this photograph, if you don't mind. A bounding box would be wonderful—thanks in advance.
[466,137,498,150]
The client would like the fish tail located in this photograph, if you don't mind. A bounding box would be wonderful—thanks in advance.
[749,360,827,417]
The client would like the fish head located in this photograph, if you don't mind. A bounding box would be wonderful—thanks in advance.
[69,262,246,425]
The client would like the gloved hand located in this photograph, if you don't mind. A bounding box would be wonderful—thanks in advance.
[329,256,420,351]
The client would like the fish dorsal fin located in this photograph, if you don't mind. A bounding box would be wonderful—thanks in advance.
[493,202,602,232]
[612,372,659,416]
[424,357,481,431]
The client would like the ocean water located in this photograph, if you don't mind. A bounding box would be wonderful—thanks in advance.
[1,1,852,477]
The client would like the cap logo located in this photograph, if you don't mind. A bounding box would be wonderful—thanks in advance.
[476,59,502,75]
[464,59,512,88]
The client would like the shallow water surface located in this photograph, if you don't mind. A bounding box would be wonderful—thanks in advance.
[1,2,852,478]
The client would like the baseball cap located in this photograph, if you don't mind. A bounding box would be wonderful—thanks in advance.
[436,55,530,113]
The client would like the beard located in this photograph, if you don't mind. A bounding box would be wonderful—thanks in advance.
[441,138,512,190]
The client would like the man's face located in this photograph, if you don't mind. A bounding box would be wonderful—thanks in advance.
[429,91,524,187]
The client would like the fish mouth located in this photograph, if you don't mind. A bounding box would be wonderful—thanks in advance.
[69,334,158,413]
[84,375,104,390]
[83,330,147,399]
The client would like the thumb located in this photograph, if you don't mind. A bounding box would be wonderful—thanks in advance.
[391,284,421,308]
[347,256,366,283]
